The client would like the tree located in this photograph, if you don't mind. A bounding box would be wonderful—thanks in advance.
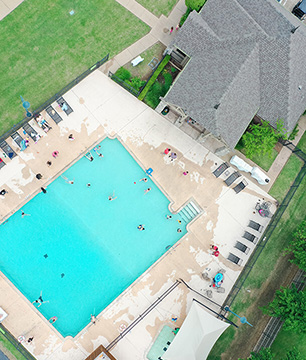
[262,286,306,333]
[285,221,306,271]
[239,347,274,360]
[241,119,288,159]
[185,0,207,12]
[282,348,303,360]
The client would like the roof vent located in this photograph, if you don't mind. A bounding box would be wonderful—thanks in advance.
[214,103,220,110]
[291,26,299,34]
[298,85,302,90]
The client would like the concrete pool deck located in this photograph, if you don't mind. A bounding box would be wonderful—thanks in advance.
[0,72,276,360]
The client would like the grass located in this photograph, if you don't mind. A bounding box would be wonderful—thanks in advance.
[297,131,306,153]
[271,326,306,358]
[136,0,179,17]
[0,333,24,360]
[0,0,150,136]
[123,42,166,80]
[269,155,303,202]
[208,156,306,360]
[236,143,278,172]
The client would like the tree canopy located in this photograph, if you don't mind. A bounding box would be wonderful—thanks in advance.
[241,119,288,159]
[262,286,306,333]
[239,347,303,360]
[285,221,306,271]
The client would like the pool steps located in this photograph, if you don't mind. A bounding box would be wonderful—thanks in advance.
[178,201,201,223]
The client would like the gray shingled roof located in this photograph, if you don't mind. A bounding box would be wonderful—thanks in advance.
[165,0,306,148]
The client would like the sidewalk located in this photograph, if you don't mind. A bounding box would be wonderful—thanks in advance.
[100,0,187,74]
[0,0,23,20]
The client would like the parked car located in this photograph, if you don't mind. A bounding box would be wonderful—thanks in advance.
[292,0,306,19]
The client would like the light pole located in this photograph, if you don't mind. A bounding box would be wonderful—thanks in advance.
[20,95,32,117]
[224,306,253,327]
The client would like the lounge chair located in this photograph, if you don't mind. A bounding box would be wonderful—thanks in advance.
[46,105,62,124]
[248,220,263,233]
[0,157,6,169]
[11,132,24,149]
[213,162,229,178]
[234,241,250,254]
[233,179,248,194]
[23,123,40,142]
[228,253,243,266]
[224,171,241,186]
[242,231,258,244]
[57,96,73,115]
[0,140,16,159]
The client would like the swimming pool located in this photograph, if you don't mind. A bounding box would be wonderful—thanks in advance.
[0,138,188,337]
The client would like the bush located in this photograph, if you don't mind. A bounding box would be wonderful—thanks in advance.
[179,7,192,26]
[185,0,207,12]
[144,72,173,109]
[163,72,173,88]
[128,77,146,92]
[171,66,176,73]
[114,67,131,81]
[138,55,170,101]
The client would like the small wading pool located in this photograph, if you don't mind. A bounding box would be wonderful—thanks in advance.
[0,138,188,337]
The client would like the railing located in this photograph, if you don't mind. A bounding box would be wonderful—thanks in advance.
[279,138,306,162]
[0,324,36,360]
[108,72,142,97]
[0,54,109,144]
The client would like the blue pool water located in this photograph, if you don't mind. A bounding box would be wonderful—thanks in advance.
[0,138,187,337]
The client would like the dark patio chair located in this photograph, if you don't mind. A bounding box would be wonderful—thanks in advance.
[57,96,73,115]
[248,220,263,233]
[224,171,241,186]
[234,241,250,254]
[46,105,63,124]
[233,179,248,194]
[23,123,40,142]
[0,140,16,159]
[227,253,243,266]
[0,157,6,169]
[242,231,258,244]
[11,132,24,149]
[213,162,229,178]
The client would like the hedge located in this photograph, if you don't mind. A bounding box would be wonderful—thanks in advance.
[138,55,171,101]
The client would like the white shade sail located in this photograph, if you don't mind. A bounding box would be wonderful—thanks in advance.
[163,302,230,360]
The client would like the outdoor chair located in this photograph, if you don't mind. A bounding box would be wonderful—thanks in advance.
[0,158,6,169]
[205,290,213,298]
[218,269,226,275]
[248,220,263,233]
[234,241,250,254]
[46,105,63,124]
[23,123,40,142]
[217,287,225,293]
[56,96,73,115]
[212,162,229,178]
[0,140,16,159]
[224,171,241,186]
[11,132,24,149]
[227,253,243,266]
[242,231,258,244]
[233,179,248,194]
[202,272,210,281]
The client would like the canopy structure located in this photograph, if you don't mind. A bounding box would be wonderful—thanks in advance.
[163,301,230,360]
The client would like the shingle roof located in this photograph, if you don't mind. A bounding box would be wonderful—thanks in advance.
[165,0,306,148]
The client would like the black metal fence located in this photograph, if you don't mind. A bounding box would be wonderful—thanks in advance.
[223,141,306,309]
[0,324,36,360]
[0,54,109,144]
[108,72,142,97]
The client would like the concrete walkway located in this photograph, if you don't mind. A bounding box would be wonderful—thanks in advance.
[0,0,23,20]
[100,0,187,74]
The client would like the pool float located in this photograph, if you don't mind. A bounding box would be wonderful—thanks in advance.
[52,151,59,158]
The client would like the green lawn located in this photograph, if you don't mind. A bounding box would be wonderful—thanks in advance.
[0,0,149,136]
[297,131,306,153]
[0,333,25,360]
[136,0,179,16]
[236,144,278,172]
[269,155,303,202]
[271,326,306,358]
[208,157,306,360]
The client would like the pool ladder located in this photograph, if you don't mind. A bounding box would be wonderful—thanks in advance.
[178,200,201,223]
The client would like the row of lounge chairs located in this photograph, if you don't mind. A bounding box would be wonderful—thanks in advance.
[227,219,264,266]
[0,97,73,170]
[213,162,248,194]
